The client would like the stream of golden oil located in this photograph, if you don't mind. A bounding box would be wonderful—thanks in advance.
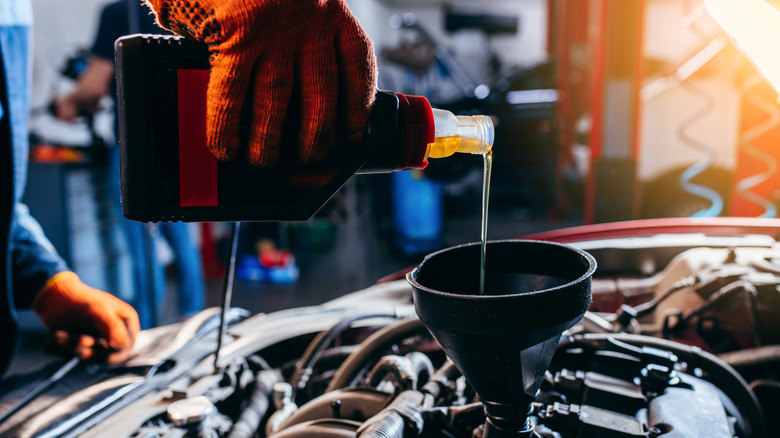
[429,135,493,294]
[479,150,492,294]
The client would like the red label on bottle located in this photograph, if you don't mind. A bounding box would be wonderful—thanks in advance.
[395,93,433,171]
[178,69,218,207]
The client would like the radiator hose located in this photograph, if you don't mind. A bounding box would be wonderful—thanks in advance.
[227,370,280,438]
[356,390,425,438]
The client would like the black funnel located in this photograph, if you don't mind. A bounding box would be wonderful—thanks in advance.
[408,240,595,436]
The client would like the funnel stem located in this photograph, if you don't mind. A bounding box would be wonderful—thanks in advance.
[483,401,535,437]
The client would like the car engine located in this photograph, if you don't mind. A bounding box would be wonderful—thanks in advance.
[0,228,778,438]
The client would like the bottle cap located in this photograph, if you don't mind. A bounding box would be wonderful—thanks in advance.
[395,93,434,170]
[167,396,215,427]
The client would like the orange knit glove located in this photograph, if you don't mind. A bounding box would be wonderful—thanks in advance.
[144,0,377,166]
[33,272,140,364]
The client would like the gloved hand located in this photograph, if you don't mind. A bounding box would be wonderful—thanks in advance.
[33,272,140,364]
[144,0,377,166]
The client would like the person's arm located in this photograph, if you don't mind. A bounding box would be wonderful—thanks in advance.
[53,56,115,121]
[11,204,139,364]
[10,204,69,302]
[54,1,126,122]
[143,0,377,166]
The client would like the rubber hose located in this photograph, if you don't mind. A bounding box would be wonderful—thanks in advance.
[719,345,780,369]
[404,352,435,388]
[291,310,406,399]
[568,333,767,438]
[421,361,460,401]
[357,413,404,438]
[272,420,360,438]
[750,380,780,392]
[275,389,391,432]
[227,370,279,438]
[367,355,419,390]
[357,391,425,438]
[327,318,428,392]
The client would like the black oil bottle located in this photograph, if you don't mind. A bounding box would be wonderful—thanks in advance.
[116,35,493,222]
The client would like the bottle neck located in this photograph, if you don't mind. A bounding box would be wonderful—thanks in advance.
[427,109,494,159]
[358,91,435,174]
[357,91,493,173]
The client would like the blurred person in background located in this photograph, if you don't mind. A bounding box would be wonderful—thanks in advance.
[1,0,377,374]
[59,0,379,328]
[54,0,206,329]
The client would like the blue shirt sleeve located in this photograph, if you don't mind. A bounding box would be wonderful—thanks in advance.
[10,204,69,308]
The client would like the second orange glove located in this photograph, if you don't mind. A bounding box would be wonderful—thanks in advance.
[33,272,140,364]
[144,0,378,166]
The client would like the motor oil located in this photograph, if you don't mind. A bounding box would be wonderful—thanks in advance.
[480,151,493,294]
[427,108,493,158]
[115,34,494,223]
[423,108,494,293]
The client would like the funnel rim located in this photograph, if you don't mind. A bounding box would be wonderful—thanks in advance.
[406,239,597,300]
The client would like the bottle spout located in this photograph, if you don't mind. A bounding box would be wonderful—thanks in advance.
[428,109,494,158]
[456,115,494,154]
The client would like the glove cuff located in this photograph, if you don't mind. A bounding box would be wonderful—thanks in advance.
[142,0,168,28]
[33,271,80,314]
[143,0,164,14]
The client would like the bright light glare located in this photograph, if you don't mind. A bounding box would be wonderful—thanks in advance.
[704,0,780,94]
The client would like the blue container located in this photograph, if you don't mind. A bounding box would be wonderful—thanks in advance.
[236,255,266,281]
[392,170,443,255]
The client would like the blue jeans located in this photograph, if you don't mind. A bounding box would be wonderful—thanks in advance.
[110,148,205,329]
[159,221,205,317]
[122,219,163,329]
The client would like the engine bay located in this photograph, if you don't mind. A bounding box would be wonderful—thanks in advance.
[1,225,779,438]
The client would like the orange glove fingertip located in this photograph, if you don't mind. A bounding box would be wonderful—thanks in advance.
[119,305,142,342]
[207,141,239,163]
[106,349,133,365]
[102,316,135,353]
[77,347,94,361]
